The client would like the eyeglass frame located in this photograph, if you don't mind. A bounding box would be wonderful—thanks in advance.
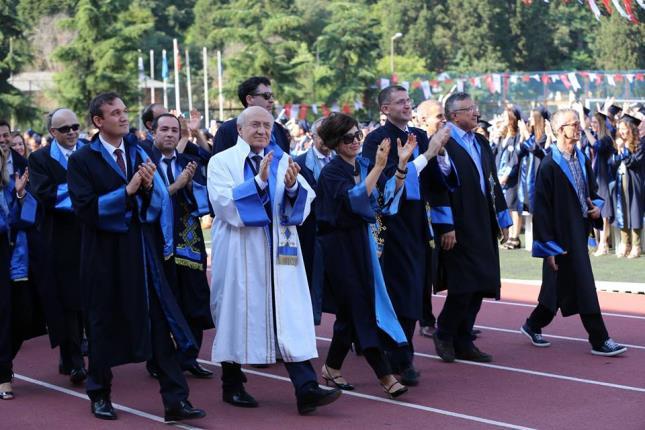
[251,92,274,101]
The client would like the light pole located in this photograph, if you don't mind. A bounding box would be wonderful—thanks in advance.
[390,32,402,75]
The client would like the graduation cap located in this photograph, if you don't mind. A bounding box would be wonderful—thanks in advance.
[620,113,642,128]
[477,119,492,130]
[583,107,591,117]
[608,104,622,117]
[537,105,551,121]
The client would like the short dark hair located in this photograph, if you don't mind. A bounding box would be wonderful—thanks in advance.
[378,85,408,108]
[88,92,121,128]
[0,119,10,131]
[444,92,472,119]
[142,103,165,130]
[151,113,182,134]
[317,113,359,151]
[238,76,271,107]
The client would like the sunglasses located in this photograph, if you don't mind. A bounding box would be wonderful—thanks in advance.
[341,131,363,145]
[55,124,80,133]
[252,92,274,101]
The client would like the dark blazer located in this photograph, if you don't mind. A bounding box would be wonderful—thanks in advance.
[212,117,291,155]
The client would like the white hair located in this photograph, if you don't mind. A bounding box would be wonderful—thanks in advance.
[237,106,273,128]
[551,108,578,132]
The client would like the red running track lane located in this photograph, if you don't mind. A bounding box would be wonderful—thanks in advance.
[1,282,644,429]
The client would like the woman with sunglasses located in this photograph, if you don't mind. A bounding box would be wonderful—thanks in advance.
[315,113,416,399]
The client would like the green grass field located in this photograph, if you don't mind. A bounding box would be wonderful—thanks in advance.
[203,229,644,283]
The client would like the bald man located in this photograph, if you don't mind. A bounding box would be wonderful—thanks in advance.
[417,100,446,137]
[28,108,88,384]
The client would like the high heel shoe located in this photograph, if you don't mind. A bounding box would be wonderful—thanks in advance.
[321,364,354,391]
[381,380,407,399]
[0,382,14,400]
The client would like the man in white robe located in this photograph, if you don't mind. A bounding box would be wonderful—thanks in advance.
[207,106,341,414]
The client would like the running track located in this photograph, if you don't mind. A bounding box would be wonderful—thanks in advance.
[2,282,644,429]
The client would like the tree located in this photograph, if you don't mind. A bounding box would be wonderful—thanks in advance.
[0,0,37,124]
[593,10,645,70]
[53,0,154,118]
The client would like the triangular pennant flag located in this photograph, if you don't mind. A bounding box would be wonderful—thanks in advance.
[354,100,363,111]
[625,73,635,83]
[474,77,482,88]
[624,0,639,23]
[636,73,644,81]
[298,104,309,120]
[560,74,572,89]
[322,104,330,117]
[549,74,560,83]
[331,103,340,113]
[341,103,351,114]
[636,0,645,10]
[457,79,464,92]
[380,78,390,89]
[421,80,431,99]
[588,72,597,82]
[510,75,519,84]
[568,72,582,91]
[587,0,603,20]
[485,75,495,93]
[311,104,318,115]
[541,74,550,84]
[601,0,613,13]
[290,104,299,121]
[493,74,502,93]
[606,74,616,86]
[284,103,292,119]
[391,74,399,84]
[401,81,410,91]
[531,74,540,82]
[522,74,530,82]
[614,74,624,82]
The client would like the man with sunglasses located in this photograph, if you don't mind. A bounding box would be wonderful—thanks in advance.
[212,76,291,155]
[521,109,626,357]
[28,108,88,385]
[363,86,454,386]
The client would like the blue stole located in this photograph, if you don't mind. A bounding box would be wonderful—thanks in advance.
[449,123,485,194]
[50,140,82,212]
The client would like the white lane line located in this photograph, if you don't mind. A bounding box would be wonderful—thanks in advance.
[13,373,203,430]
[432,295,645,320]
[196,359,534,430]
[480,299,645,320]
[313,336,645,393]
[473,324,645,350]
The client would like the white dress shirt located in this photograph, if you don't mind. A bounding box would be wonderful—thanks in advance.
[99,134,127,176]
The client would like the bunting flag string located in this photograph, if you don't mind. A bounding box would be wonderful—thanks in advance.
[522,0,642,23]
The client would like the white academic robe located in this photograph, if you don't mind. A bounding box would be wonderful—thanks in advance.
[207,136,318,364]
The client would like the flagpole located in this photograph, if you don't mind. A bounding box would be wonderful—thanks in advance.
[173,38,181,114]
[185,49,193,113]
[203,47,210,128]
[162,49,168,108]
[149,49,155,103]
[217,49,224,121]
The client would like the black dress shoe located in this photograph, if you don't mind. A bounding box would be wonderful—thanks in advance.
[297,385,341,415]
[58,363,71,376]
[399,367,420,386]
[146,361,160,379]
[184,363,214,379]
[455,346,492,363]
[70,367,87,385]
[91,398,117,420]
[164,400,206,422]
[223,389,259,408]
[432,332,455,363]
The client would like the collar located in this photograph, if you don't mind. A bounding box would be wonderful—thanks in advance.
[55,140,76,157]
[449,122,471,140]
[312,145,330,160]
[385,120,409,134]
[560,146,576,161]
[6,152,13,164]
[98,133,125,155]
[161,149,178,161]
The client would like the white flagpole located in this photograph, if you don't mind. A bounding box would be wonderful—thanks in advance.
[162,49,168,108]
[203,47,210,127]
[217,49,224,121]
[185,49,193,113]
[173,38,181,114]
[149,49,155,103]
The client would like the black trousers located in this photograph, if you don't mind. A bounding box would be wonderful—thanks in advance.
[325,317,391,379]
[86,291,189,409]
[59,310,84,371]
[221,360,317,398]
[176,321,203,369]
[526,303,609,349]
[386,317,416,372]
[436,292,484,351]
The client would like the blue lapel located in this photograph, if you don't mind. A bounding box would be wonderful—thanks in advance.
[551,145,587,192]
[89,138,127,182]
[267,143,282,204]
[49,140,68,170]
[449,123,480,166]
[305,147,321,181]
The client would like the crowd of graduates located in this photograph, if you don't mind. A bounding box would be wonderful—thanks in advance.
[0,76,642,422]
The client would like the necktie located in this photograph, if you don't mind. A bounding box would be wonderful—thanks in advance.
[163,157,175,184]
[113,148,126,176]
[250,154,262,175]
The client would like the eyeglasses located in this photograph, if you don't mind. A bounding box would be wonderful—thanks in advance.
[55,124,80,133]
[453,105,478,113]
[561,121,581,129]
[252,92,274,101]
[341,131,363,145]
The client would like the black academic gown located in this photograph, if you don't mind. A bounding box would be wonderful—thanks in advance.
[588,135,616,219]
[608,140,644,230]
[531,146,604,316]
[430,125,510,298]
[28,142,84,347]
[67,134,196,369]
[148,146,214,330]
[362,121,444,321]
[316,157,404,350]
[212,117,291,155]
